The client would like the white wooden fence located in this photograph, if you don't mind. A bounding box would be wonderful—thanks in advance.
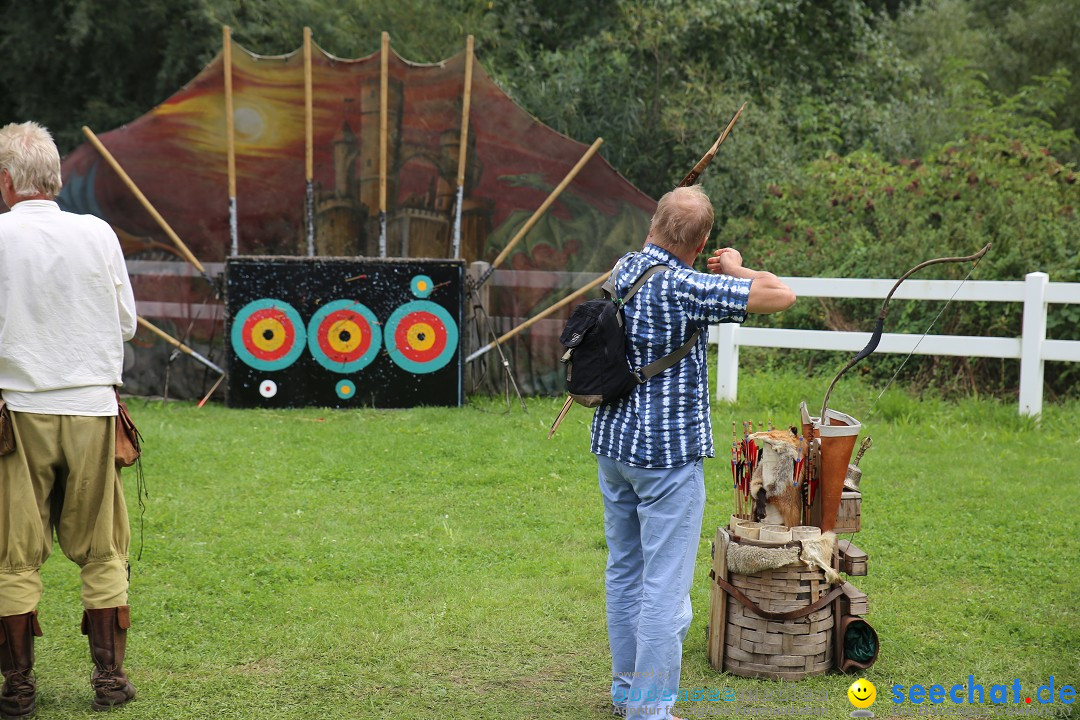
[709,272,1080,417]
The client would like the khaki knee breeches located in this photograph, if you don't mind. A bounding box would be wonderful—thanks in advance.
[0,411,130,615]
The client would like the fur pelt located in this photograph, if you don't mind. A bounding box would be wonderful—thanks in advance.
[725,533,840,585]
[727,542,801,575]
[799,532,840,584]
[749,430,802,527]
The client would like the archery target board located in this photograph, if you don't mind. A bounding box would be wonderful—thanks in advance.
[225,257,464,408]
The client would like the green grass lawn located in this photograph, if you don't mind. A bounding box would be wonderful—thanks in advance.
[30,371,1079,719]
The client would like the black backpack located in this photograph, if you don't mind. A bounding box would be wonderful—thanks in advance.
[558,259,699,409]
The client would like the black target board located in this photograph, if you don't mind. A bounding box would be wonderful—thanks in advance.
[225,257,465,408]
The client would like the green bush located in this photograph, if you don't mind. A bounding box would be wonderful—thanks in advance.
[721,69,1080,398]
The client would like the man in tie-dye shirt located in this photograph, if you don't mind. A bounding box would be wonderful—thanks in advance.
[594,186,795,720]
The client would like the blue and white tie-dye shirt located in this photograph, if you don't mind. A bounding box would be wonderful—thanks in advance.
[590,243,751,468]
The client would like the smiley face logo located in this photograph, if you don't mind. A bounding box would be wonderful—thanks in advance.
[848,679,877,709]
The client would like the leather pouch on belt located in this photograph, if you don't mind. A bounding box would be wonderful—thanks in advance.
[114,390,141,468]
[0,401,14,457]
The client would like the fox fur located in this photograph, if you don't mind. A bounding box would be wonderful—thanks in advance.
[749,429,803,528]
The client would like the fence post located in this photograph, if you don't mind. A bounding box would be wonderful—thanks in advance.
[1019,272,1048,418]
[715,323,739,402]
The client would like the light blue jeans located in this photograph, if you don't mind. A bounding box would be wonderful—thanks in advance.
[597,455,705,720]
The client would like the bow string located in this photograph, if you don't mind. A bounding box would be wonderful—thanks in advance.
[820,243,992,419]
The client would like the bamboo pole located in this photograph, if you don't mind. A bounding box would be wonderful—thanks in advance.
[223,25,238,256]
[378,31,389,257]
[137,317,225,376]
[81,126,209,278]
[467,104,747,367]
[489,137,603,271]
[464,270,611,363]
[303,27,315,256]
[451,35,475,259]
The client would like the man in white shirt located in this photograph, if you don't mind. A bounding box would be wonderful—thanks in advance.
[0,121,138,714]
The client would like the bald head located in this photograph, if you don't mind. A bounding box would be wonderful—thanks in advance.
[649,185,714,256]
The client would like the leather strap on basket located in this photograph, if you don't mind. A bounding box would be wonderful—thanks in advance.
[709,569,844,621]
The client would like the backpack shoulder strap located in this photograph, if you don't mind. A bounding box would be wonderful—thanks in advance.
[633,329,700,383]
[601,254,668,301]
[618,261,702,383]
[618,264,667,307]
[601,255,631,298]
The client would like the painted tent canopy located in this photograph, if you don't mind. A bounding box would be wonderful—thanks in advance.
[57,38,657,395]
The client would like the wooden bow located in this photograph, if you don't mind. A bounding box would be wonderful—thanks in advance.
[678,103,746,187]
[819,243,992,419]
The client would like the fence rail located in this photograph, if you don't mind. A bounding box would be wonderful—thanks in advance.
[709,272,1080,417]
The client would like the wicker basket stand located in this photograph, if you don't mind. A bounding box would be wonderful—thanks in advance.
[707,529,837,680]
[723,564,835,679]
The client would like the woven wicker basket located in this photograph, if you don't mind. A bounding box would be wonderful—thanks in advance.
[723,564,834,680]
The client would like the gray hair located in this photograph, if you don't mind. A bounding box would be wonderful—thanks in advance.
[0,122,63,198]
[650,185,714,253]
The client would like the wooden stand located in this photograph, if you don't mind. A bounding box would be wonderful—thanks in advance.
[835,491,862,533]
[706,528,729,671]
[838,540,868,576]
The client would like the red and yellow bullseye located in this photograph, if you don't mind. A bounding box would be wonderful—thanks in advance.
[395,312,447,363]
[317,311,370,363]
[231,300,306,371]
[385,301,458,373]
[307,300,382,373]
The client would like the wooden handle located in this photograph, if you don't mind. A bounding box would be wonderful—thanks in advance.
[303,27,314,182]
[490,137,603,270]
[465,270,610,363]
[223,26,237,199]
[137,317,225,375]
[379,31,389,216]
[81,126,207,275]
[455,35,474,189]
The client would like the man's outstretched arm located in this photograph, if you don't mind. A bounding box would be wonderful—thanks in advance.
[707,248,796,314]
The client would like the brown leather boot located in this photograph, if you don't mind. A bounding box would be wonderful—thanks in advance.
[0,612,42,719]
[82,607,136,711]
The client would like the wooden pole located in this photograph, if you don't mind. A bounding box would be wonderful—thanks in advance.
[81,126,209,278]
[451,35,474,259]
[137,317,225,376]
[223,25,238,256]
[489,137,603,271]
[378,31,389,257]
[464,270,610,363]
[467,103,746,366]
[303,27,315,256]
[707,528,730,670]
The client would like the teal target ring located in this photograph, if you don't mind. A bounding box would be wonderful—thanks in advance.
[410,274,435,298]
[307,300,382,373]
[384,301,458,374]
[231,299,306,372]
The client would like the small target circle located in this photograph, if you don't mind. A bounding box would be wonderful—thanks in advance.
[335,379,356,400]
[307,300,382,373]
[231,299,306,371]
[259,379,278,398]
[384,300,458,374]
[411,274,435,299]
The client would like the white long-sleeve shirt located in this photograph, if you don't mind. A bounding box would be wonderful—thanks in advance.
[0,199,136,415]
